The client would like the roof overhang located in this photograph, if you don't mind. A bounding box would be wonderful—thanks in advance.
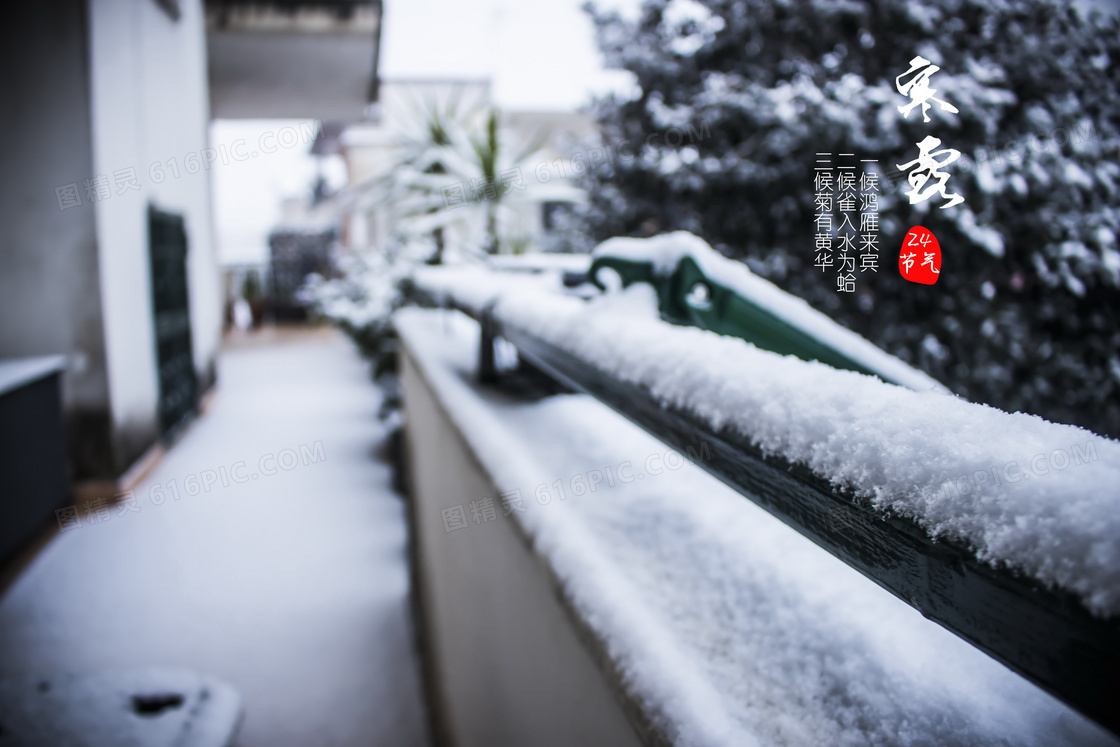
[206,1,382,121]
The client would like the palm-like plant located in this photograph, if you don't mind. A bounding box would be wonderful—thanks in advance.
[471,111,501,254]
[305,92,559,394]
[349,89,546,259]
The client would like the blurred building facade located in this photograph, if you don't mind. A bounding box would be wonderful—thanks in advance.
[2,0,222,481]
[335,79,596,257]
[2,0,389,482]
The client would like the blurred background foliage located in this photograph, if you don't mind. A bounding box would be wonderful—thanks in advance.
[579,0,1120,437]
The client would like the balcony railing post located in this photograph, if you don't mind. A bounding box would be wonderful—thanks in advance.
[478,302,498,384]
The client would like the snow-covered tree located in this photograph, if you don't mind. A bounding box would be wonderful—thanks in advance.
[582,0,1120,436]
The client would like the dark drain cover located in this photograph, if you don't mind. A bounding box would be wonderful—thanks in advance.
[130,693,184,717]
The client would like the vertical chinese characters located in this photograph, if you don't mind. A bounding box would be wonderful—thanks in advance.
[814,154,834,273]
[814,154,881,291]
[894,55,964,210]
[860,166,880,273]
[836,155,858,293]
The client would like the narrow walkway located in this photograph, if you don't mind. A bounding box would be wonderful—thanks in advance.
[0,327,430,747]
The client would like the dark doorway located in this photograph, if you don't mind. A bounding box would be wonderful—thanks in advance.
[148,205,198,438]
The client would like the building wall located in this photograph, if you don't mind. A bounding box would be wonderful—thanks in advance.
[400,342,645,747]
[0,0,115,478]
[206,2,380,120]
[0,0,222,479]
[88,0,222,471]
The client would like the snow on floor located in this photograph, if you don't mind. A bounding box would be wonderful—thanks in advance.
[0,327,430,747]
[413,261,1120,619]
[396,308,1119,747]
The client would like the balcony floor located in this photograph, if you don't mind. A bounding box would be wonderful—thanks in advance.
[0,326,430,747]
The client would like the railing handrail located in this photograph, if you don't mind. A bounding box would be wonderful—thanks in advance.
[417,286,1120,739]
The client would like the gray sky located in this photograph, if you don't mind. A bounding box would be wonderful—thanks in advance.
[379,0,637,110]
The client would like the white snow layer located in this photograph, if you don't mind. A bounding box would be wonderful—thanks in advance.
[591,231,947,392]
[395,308,1119,747]
[412,247,1120,619]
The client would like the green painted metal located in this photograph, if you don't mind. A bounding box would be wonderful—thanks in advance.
[588,253,888,382]
[148,205,198,437]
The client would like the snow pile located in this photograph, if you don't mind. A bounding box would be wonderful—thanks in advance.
[412,261,1120,618]
[395,308,1119,747]
[415,263,553,317]
[487,253,592,274]
[302,245,428,331]
[591,231,947,392]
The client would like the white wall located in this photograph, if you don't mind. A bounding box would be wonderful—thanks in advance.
[88,0,222,466]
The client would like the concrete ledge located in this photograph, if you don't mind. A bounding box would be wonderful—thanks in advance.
[400,319,648,747]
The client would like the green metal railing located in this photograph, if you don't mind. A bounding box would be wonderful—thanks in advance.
[587,253,910,386]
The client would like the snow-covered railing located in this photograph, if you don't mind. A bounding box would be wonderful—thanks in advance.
[411,241,1120,738]
[586,233,947,392]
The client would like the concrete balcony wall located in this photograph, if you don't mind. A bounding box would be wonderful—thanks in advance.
[400,338,644,747]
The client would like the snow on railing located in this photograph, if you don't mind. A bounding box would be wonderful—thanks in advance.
[588,232,948,393]
[414,267,1119,615]
[411,236,1120,735]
